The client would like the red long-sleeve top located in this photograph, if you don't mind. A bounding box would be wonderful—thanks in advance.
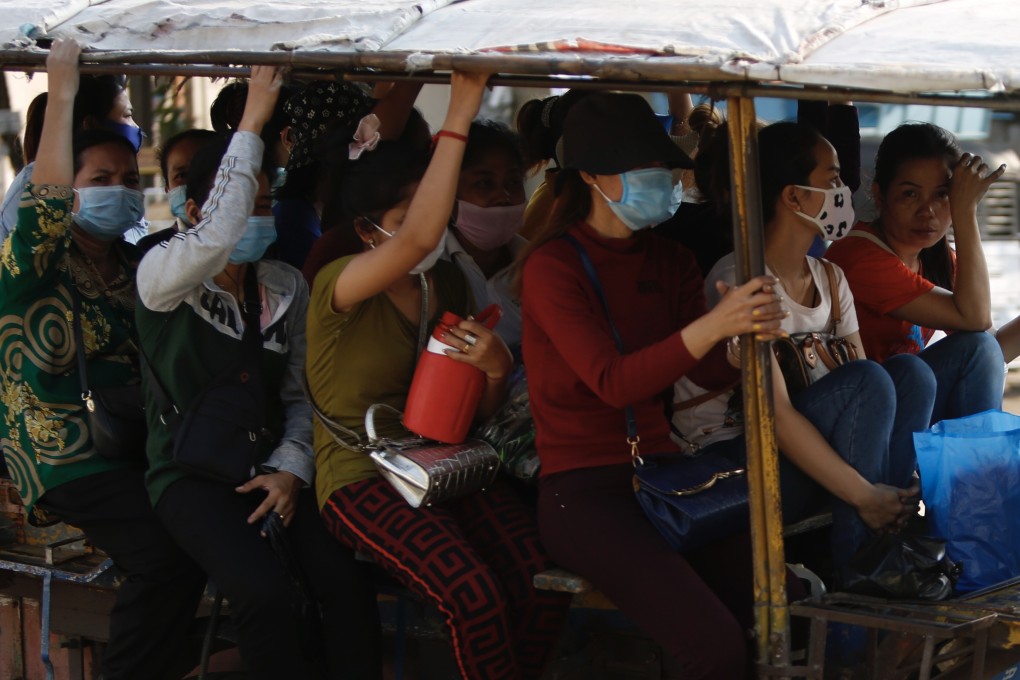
[521,222,737,476]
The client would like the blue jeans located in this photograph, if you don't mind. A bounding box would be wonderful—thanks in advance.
[916,331,1004,424]
[703,358,935,568]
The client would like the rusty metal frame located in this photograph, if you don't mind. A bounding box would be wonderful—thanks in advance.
[791,596,998,680]
[726,95,794,675]
[2,42,1020,680]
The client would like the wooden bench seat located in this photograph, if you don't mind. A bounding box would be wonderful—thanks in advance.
[532,513,834,606]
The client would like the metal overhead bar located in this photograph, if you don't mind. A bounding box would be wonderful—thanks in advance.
[2,49,1020,110]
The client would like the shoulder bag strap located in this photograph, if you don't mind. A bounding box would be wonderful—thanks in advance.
[306,271,429,451]
[416,271,429,358]
[138,346,181,428]
[146,266,264,431]
[672,381,740,412]
[240,263,263,359]
[847,228,898,256]
[69,286,95,412]
[304,376,365,452]
[561,234,641,462]
[820,259,841,334]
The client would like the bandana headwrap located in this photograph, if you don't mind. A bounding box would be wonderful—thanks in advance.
[284,81,374,171]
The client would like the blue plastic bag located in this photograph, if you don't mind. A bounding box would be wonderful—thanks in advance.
[913,409,1020,593]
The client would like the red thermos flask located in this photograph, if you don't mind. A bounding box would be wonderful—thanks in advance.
[404,304,502,444]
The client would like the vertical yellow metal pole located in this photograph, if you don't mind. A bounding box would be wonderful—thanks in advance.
[726,95,791,674]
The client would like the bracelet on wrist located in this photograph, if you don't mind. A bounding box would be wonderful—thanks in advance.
[434,129,469,143]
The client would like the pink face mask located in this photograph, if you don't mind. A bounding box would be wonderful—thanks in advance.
[453,200,526,251]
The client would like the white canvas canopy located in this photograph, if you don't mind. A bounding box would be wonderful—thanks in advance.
[0,0,1017,99]
[5,3,1020,675]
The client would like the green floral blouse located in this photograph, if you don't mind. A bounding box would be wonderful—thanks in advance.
[0,183,140,510]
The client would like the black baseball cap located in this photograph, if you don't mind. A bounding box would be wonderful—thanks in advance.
[561,92,694,174]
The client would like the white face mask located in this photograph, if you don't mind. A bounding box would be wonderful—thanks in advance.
[409,235,446,275]
[371,220,447,275]
[668,175,684,215]
[794,184,855,241]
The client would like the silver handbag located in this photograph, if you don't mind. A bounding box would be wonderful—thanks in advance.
[364,404,500,508]
[306,275,498,508]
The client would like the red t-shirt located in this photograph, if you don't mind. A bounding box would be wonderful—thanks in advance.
[521,222,736,476]
[824,222,936,362]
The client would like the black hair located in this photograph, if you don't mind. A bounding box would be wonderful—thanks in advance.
[209,80,299,139]
[873,123,960,290]
[184,135,232,207]
[274,163,320,203]
[516,89,592,172]
[687,103,722,137]
[757,121,826,224]
[263,83,300,146]
[22,92,47,165]
[185,133,277,209]
[73,75,127,130]
[400,108,433,153]
[26,77,132,166]
[72,129,138,176]
[158,128,219,186]
[692,120,731,211]
[317,130,427,258]
[512,167,592,294]
[209,82,248,134]
[463,119,524,171]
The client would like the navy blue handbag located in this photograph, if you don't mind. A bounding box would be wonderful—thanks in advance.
[563,234,749,553]
[631,453,749,552]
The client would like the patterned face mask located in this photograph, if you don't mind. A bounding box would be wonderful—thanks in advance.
[794,184,855,241]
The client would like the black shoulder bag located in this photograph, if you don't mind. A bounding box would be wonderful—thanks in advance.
[562,234,749,553]
[72,288,147,460]
[145,265,277,484]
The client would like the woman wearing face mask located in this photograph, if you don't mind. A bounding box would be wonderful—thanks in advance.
[445,119,528,355]
[696,122,934,578]
[158,128,218,229]
[0,72,144,242]
[826,122,1009,423]
[0,40,207,680]
[136,66,382,680]
[307,73,570,680]
[518,92,791,679]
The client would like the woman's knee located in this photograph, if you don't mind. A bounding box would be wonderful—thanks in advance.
[954,330,1003,363]
[928,331,1004,372]
[843,358,893,387]
[805,359,895,410]
[883,352,937,401]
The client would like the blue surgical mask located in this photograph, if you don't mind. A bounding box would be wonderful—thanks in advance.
[593,168,674,231]
[228,216,277,264]
[102,120,145,153]
[669,176,685,216]
[73,185,146,240]
[271,167,287,194]
[167,185,190,225]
